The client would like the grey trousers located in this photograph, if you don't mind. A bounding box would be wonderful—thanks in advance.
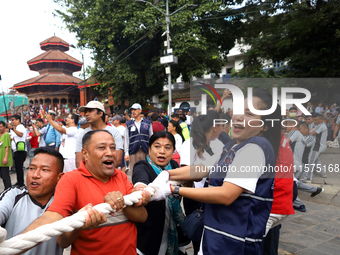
[305,150,325,180]
[293,180,317,207]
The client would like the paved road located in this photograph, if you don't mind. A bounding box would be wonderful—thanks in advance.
[1,147,339,255]
[279,201,340,255]
[278,147,340,255]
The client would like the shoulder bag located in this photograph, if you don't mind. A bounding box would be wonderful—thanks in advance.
[180,206,204,243]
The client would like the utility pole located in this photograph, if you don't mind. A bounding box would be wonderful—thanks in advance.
[81,53,87,104]
[136,0,197,119]
[165,0,172,119]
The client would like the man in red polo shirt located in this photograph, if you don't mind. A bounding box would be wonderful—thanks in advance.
[23,130,148,255]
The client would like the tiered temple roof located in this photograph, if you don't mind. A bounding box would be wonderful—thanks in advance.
[13,36,82,97]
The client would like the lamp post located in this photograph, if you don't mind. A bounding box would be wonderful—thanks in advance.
[136,0,197,119]
[70,44,87,104]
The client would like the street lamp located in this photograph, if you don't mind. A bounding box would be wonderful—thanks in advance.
[70,44,87,104]
[136,0,198,119]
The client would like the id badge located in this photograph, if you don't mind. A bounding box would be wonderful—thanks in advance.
[131,126,136,132]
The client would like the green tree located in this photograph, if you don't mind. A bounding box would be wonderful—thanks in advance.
[54,0,244,105]
[239,0,340,78]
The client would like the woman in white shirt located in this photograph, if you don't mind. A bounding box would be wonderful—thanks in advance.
[167,120,185,165]
[178,110,225,255]
[167,120,184,153]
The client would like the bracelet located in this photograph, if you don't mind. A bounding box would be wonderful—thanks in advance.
[170,184,174,195]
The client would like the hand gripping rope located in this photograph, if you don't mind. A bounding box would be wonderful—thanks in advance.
[0,187,155,255]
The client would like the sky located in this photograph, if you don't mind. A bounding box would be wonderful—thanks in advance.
[0,0,93,93]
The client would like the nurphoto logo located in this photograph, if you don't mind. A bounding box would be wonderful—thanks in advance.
[202,84,311,128]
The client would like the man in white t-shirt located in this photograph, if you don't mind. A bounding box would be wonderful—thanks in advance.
[112,115,127,172]
[8,115,27,187]
[46,113,79,172]
[75,101,124,168]
[58,120,67,153]
[185,111,193,131]
[113,115,126,139]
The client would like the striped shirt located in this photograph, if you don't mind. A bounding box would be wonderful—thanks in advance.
[0,187,62,255]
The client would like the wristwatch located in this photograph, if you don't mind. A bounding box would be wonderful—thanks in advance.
[173,186,181,199]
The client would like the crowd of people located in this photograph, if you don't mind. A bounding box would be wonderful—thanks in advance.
[285,102,340,142]
[25,103,79,122]
[0,90,339,255]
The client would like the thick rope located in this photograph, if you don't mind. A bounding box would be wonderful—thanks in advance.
[0,188,155,255]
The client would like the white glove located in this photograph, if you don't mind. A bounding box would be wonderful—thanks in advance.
[153,170,170,184]
[124,191,143,206]
[144,186,155,196]
[148,182,172,201]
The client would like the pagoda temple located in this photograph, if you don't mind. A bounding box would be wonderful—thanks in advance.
[13,36,82,107]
